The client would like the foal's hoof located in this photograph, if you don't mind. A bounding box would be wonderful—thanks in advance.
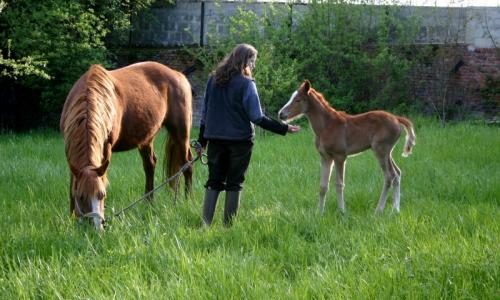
[318,207,325,215]
[390,207,401,215]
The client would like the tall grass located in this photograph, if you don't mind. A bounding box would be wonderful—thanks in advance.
[0,119,498,299]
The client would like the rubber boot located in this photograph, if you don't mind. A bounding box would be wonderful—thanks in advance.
[224,191,240,227]
[202,188,220,226]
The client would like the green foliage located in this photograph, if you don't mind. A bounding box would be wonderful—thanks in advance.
[0,2,50,80]
[195,0,419,113]
[0,0,108,121]
[289,0,420,113]
[0,121,498,298]
[480,76,500,115]
[0,50,50,80]
[0,0,162,126]
[188,1,422,115]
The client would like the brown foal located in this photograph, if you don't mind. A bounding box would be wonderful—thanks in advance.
[278,80,416,214]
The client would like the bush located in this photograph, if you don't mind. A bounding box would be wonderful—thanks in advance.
[189,0,422,116]
[289,1,420,113]
[0,0,167,127]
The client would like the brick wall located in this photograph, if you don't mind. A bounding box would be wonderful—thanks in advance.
[412,45,499,119]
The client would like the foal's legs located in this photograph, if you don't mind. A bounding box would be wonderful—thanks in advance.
[374,147,397,214]
[390,156,402,213]
[319,156,334,214]
[333,157,346,213]
[139,142,157,196]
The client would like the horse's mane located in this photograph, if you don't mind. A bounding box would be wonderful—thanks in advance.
[309,87,350,117]
[63,65,116,170]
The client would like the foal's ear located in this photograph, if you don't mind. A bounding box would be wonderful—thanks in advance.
[302,80,311,93]
[94,159,110,177]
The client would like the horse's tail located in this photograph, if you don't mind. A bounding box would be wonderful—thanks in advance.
[165,136,181,181]
[163,72,193,193]
[165,130,193,192]
[397,116,416,157]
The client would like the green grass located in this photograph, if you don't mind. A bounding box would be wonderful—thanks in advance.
[0,119,498,299]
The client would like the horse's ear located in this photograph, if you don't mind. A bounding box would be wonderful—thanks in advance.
[94,159,109,177]
[303,80,311,93]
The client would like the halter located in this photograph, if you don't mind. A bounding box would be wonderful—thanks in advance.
[73,196,106,225]
[72,140,206,228]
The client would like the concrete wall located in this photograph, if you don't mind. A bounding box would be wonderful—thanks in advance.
[466,8,500,48]
[131,2,202,46]
[131,1,500,49]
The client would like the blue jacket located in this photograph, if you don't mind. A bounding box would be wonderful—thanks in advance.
[200,74,287,142]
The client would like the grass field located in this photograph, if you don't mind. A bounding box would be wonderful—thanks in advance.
[0,118,498,299]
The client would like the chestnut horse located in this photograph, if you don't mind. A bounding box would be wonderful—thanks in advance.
[278,80,416,214]
[60,61,193,229]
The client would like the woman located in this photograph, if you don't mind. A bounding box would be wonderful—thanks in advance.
[198,43,300,227]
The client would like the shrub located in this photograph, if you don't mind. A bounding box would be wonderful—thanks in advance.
[189,0,422,116]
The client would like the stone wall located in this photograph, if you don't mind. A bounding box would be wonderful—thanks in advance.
[132,2,500,49]
[131,2,202,46]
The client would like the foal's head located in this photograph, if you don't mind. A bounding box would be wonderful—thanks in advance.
[70,161,109,230]
[278,80,312,122]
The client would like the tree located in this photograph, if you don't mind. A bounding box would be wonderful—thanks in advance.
[289,0,419,113]
[189,0,421,116]
[0,0,169,126]
[0,1,49,80]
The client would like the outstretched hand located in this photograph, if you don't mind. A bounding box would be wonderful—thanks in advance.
[287,124,301,133]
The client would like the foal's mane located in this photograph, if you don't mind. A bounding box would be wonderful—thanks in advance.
[308,87,347,116]
[63,65,116,170]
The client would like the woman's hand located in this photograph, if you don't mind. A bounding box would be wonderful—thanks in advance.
[287,124,301,133]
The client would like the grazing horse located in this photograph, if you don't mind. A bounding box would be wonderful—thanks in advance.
[60,61,193,230]
[278,80,416,214]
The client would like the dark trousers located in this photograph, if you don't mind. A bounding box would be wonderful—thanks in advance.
[205,140,253,191]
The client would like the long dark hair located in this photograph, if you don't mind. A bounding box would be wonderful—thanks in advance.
[214,43,257,86]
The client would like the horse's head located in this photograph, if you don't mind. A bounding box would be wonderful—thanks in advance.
[70,160,109,230]
[278,80,312,122]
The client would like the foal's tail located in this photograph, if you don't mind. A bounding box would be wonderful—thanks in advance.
[397,117,416,157]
